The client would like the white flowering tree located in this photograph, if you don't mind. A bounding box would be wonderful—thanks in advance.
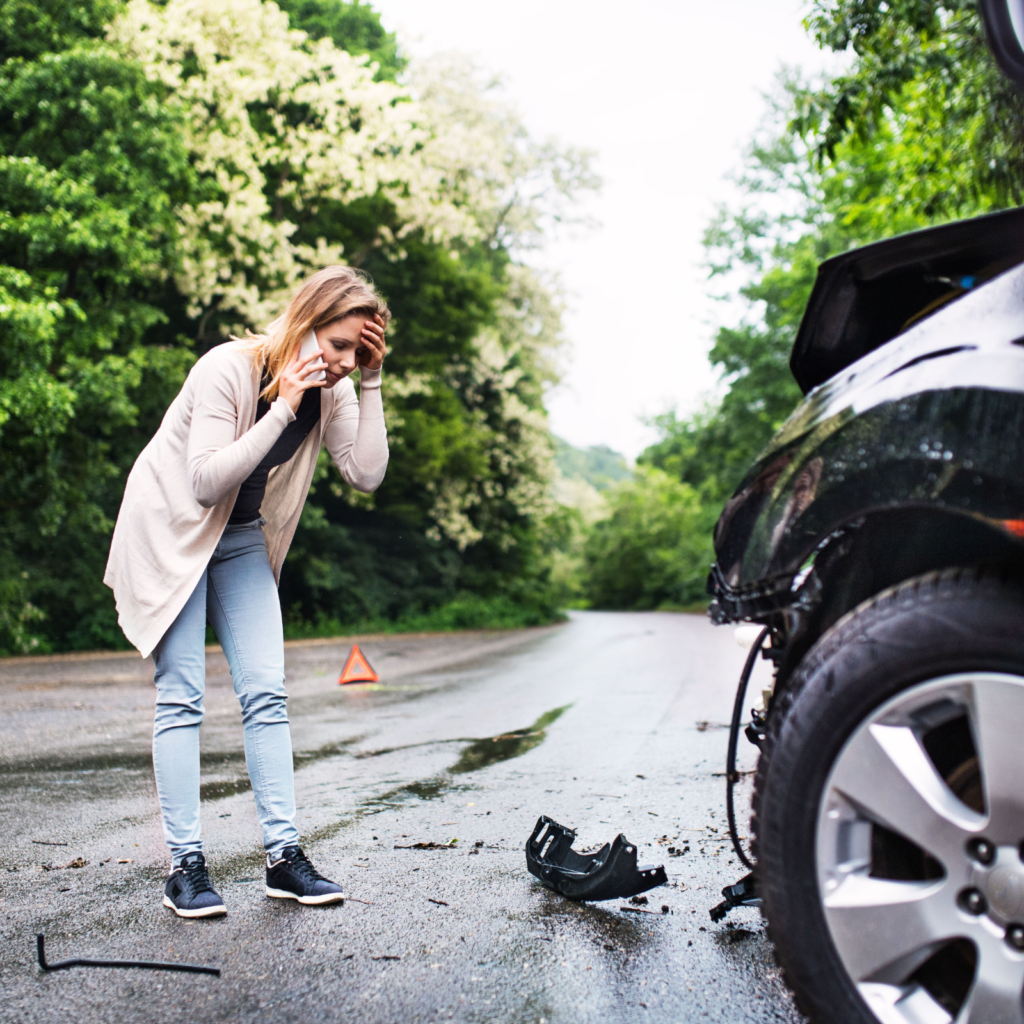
[113,0,476,331]
[109,0,597,625]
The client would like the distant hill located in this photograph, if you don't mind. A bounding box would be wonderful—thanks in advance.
[553,436,632,491]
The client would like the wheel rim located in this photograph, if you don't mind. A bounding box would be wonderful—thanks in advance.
[816,672,1024,1024]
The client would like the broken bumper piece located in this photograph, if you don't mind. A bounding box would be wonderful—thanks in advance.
[709,872,760,923]
[525,816,667,901]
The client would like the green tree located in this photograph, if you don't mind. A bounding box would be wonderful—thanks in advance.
[275,0,403,80]
[611,5,1024,612]
[1,0,593,654]
[0,0,196,653]
[800,0,1024,216]
[581,468,716,610]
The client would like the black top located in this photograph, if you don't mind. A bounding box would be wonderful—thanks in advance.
[228,386,322,524]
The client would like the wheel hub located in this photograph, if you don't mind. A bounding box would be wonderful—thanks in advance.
[982,858,1024,922]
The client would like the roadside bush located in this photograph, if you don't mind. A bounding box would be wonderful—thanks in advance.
[580,468,716,610]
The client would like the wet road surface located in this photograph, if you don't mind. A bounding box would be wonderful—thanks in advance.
[0,611,801,1023]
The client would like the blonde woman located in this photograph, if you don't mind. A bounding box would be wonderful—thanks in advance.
[104,267,389,918]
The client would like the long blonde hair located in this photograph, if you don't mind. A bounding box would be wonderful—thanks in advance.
[243,266,391,401]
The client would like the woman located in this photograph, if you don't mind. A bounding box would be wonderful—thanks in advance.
[104,266,389,918]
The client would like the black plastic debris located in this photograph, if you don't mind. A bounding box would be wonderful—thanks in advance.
[36,933,220,976]
[525,816,667,901]
[709,872,760,923]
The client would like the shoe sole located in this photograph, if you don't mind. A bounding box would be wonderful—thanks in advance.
[162,895,227,918]
[265,885,345,905]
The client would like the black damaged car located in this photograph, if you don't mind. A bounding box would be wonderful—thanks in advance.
[707,4,1024,1021]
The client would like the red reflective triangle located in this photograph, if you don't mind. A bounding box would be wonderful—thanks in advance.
[338,644,378,685]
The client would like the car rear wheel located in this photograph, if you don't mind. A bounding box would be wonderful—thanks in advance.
[753,567,1024,1024]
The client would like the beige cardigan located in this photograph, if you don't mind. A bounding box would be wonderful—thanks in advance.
[103,340,388,658]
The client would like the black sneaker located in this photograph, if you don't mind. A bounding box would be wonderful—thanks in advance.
[265,846,344,905]
[163,852,227,918]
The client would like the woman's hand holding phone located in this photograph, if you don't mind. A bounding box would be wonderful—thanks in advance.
[278,344,327,414]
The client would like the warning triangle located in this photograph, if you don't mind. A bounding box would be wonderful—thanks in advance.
[338,644,379,685]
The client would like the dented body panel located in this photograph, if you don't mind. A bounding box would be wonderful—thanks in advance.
[710,254,1024,625]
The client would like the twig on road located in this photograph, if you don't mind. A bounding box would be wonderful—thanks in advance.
[394,841,457,850]
[36,934,220,977]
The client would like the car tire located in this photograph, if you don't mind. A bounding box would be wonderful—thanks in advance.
[753,566,1024,1024]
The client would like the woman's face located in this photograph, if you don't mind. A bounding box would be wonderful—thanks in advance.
[316,315,369,388]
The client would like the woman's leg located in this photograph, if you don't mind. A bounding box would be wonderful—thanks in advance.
[152,571,208,864]
[206,522,300,857]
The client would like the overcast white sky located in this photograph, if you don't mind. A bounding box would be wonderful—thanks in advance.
[373,0,835,458]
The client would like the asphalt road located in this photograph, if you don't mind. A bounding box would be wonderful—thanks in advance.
[0,610,802,1023]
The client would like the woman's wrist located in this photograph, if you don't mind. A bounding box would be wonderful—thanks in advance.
[271,396,297,423]
[358,366,383,389]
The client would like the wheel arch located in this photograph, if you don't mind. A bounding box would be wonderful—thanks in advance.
[778,507,1024,685]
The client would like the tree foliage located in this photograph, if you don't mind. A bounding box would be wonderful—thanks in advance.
[581,468,716,610]
[274,0,404,80]
[801,0,1024,213]
[0,0,596,654]
[589,1,1024,611]
[0,0,197,651]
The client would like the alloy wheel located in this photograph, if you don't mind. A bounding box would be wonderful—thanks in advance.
[817,673,1024,1023]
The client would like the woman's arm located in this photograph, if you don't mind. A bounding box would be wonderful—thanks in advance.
[322,368,389,493]
[186,344,329,508]
[186,370,295,509]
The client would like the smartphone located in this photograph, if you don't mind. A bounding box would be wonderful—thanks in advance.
[298,328,326,381]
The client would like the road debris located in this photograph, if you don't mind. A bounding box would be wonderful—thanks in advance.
[525,816,667,901]
[41,858,87,871]
[36,933,220,977]
[394,840,458,850]
[31,841,68,847]
[371,955,400,961]
[427,898,449,906]
[709,873,760,923]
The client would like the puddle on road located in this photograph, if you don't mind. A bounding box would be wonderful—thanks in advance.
[200,777,252,801]
[362,704,571,811]
[297,704,573,847]
[450,705,570,775]
[0,738,360,803]
[200,739,361,802]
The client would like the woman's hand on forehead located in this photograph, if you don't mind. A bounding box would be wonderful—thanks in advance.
[358,314,387,371]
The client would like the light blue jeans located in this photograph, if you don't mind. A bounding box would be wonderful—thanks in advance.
[152,519,300,865]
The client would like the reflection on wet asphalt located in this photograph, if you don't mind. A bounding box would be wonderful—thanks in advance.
[0,611,801,1023]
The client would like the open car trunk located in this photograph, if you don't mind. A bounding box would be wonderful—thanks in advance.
[790,205,1024,394]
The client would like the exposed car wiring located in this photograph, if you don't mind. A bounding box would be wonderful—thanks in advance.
[726,627,770,872]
